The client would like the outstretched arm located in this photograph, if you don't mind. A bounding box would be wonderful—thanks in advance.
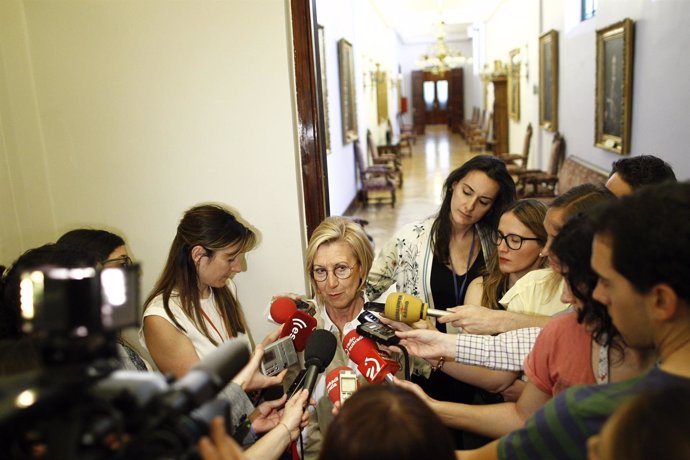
[456,440,500,460]
[395,378,550,439]
[454,327,541,372]
[439,305,551,334]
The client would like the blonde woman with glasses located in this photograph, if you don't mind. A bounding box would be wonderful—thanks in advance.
[282,216,395,460]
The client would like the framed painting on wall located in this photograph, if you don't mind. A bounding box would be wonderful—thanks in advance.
[595,18,634,155]
[317,25,331,154]
[539,30,558,132]
[508,48,521,121]
[375,65,389,124]
[338,38,358,144]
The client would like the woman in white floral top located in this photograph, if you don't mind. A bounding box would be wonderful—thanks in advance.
[366,154,516,449]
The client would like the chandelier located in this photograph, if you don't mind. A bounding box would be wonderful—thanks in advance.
[416,21,467,75]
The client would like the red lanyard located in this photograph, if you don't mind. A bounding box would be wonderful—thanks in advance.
[201,307,225,342]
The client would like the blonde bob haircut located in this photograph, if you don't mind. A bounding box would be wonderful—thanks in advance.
[305,217,374,297]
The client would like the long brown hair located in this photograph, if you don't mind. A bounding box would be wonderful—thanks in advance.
[144,204,256,345]
[431,155,517,264]
[481,199,548,309]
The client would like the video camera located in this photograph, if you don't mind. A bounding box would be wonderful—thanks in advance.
[0,264,247,459]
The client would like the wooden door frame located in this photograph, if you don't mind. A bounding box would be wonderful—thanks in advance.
[291,0,329,238]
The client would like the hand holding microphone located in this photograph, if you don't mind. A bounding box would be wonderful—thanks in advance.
[382,292,449,324]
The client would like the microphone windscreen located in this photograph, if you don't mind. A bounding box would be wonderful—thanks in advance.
[280,310,317,351]
[384,292,428,323]
[342,330,377,365]
[326,366,353,404]
[304,329,337,371]
[270,297,298,324]
[343,330,399,384]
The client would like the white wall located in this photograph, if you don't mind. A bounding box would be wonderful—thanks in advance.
[484,0,690,179]
[0,0,308,341]
[315,0,358,216]
[484,0,541,166]
[558,0,690,178]
[316,0,402,215]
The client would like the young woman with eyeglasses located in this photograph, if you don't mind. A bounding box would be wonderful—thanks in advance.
[57,228,133,268]
[463,199,565,317]
[54,228,149,371]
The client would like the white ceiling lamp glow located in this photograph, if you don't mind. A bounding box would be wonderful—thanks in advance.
[416,21,467,75]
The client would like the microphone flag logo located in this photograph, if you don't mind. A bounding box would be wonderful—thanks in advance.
[288,317,307,340]
[363,357,382,380]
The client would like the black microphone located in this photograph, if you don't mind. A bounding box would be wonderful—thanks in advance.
[156,340,250,414]
[300,329,337,399]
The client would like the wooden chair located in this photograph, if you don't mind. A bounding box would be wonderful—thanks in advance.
[397,112,417,145]
[354,140,396,207]
[468,112,493,152]
[460,107,481,140]
[496,123,533,174]
[516,132,565,198]
[385,119,412,156]
[366,129,403,187]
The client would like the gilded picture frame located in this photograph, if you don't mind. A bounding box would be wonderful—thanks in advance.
[595,18,634,155]
[508,48,521,121]
[539,30,558,132]
[376,67,389,124]
[338,38,358,144]
[317,25,331,154]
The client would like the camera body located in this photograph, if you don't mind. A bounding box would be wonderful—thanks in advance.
[20,264,140,366]
[1,264,232,459]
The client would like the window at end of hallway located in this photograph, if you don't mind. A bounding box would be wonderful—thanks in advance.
[582,0,597,21]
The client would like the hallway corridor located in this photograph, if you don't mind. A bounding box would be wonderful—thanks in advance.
[346,125,475,252]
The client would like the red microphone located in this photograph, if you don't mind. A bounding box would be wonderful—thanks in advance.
[342,330,399,384]
[270,296,317,324]
[326,366,359,405]
[270,297,298,324]
[280,311,317,352]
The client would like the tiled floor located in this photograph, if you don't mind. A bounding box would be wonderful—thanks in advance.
[346,125,475,252]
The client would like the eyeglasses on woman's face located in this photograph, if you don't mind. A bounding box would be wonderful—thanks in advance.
[491,230,543,251]
[312,263,357,282]
[102,255,133,268]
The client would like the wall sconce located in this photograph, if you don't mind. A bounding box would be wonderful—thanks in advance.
[373,63,383,87]
[510,44,529,81]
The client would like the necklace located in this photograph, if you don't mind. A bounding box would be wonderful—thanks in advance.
[451,228,477,305]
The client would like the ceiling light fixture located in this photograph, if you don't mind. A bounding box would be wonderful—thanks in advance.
[416,21,467,75]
